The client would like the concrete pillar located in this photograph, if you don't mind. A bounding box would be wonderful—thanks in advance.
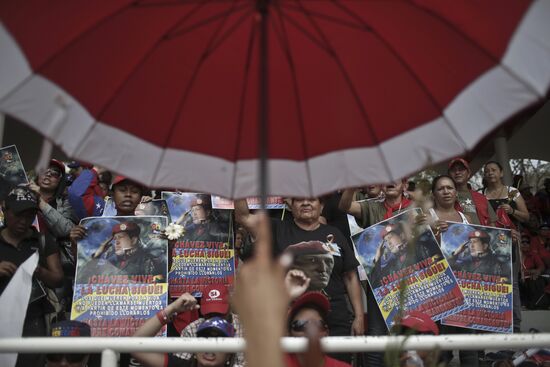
[0,113,5,147]
[494,133,513,185]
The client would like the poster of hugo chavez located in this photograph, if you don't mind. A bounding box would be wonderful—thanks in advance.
[441,222,513,333]
[72,216,168,336]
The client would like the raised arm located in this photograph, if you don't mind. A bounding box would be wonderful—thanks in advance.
[234,199,260,234]
[338,189,362,219]
[132,293,199,367]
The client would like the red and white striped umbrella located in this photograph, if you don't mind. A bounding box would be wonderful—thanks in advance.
[1,0,549,198]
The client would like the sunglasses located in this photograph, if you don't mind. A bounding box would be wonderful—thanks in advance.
[46,353,87,363]
[42,168,62,178]
[290,319,328,332]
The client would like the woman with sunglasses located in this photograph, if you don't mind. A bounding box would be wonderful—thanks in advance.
[29,159,78,322]
[29,159,77,238]
[286,292,351,367]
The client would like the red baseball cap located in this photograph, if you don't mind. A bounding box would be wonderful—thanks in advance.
[50,159,66,173]
[399,311,439,335]
[111,175,145,192]
[288,291,330,321]
[201,285,230,316]
[448,158,470,171]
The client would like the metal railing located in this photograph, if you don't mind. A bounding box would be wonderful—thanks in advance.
[1,334,550,367]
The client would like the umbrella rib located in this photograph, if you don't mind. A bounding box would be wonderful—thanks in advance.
[165,2,251,39]
[135,0,235,7]
[408,0,543,98]
[0,2,138,107]
[94,1,208,122]
[272,2,315,196]
[288,1,396,181]
[150,0,245,187]
[37,2,138,72]
[278,1,371,32]
[331,1,474,153]
[230,19,257,198]
[204,9,255,57]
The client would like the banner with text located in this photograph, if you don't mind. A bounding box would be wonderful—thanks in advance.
[352,209,466,330]
[441,222,513,333]
[72,216,168,336]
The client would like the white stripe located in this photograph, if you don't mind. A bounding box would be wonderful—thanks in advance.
[444,66,540,148]
[0,75,94,156]
[0,253,39,367]
[0,3,548,198]
[502,0,550,96]
[0,22,31,100]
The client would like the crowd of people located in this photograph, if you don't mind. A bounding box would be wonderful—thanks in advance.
[1,155,550,367]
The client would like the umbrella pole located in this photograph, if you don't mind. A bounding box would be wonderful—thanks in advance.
[258,0,269,210]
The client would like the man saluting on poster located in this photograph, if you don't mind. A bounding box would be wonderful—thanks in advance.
[77,221,165,282]
[449,230,508,278]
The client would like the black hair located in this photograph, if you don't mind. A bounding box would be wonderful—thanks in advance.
[484,160,503,171]
[431,175,456,193]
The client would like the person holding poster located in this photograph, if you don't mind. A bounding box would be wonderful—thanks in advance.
[426,175,471,236]
[235,197,364,364]
[340,181,413,367]
[426,175,480,366]
[70,176,144,246]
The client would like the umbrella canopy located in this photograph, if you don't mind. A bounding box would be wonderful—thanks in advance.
[1,0,549,198]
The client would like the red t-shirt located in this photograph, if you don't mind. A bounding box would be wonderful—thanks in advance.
[285,354,351,367]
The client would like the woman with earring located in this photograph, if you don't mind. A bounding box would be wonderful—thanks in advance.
[426,175,480,367]
[483,161,529,226]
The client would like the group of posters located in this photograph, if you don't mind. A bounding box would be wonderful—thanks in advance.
[1,143,510,337]
[72,192,238,336]
[72,191,290,337]
[352,208,513,333]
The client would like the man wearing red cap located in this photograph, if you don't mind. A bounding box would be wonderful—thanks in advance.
[70,175,146,246]
[448,158,496,226]
[450,230,508,277]
[286,292,351,367]
[393,311,442,367]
